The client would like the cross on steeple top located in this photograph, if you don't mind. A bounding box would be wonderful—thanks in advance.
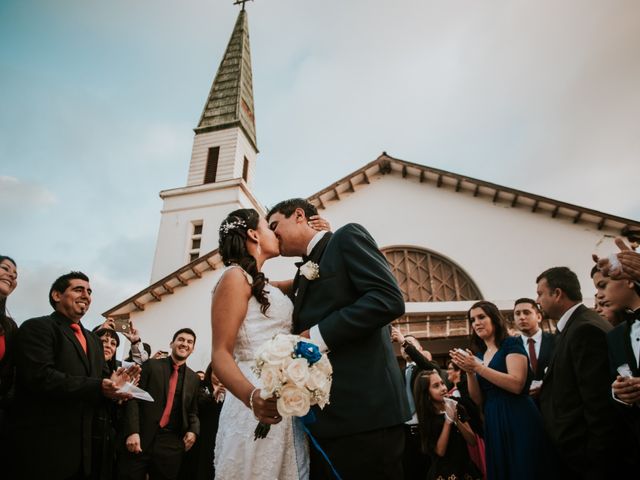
[233,0,253,11]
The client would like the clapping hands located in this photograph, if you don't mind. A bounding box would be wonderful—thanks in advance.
[443,397,458,424]
[101,364,142,401]
[449,348,482,374]
[593,237,640,282]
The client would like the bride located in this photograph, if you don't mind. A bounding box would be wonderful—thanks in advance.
[211,208,326,479]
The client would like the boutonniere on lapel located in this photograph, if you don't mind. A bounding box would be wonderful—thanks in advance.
[299,261,320,281]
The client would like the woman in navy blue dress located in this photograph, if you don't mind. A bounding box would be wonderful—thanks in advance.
[450,301,550,480]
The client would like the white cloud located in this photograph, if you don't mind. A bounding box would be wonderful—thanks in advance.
[0,176,57,209]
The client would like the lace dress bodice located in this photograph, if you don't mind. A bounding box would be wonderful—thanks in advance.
[227,268,294,364]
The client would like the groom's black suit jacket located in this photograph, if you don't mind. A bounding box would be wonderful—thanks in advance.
[292,223,410,438]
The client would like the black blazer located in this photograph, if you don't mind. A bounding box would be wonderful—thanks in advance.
[607,319,640,450]
[403,342,444,388]
[122,357,200,450]
[539,305,619,475]
[518,331,555,381]
[14,312,106,479]
[292,224,410,438]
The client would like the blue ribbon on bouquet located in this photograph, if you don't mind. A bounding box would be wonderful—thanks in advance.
[300,410,343,480]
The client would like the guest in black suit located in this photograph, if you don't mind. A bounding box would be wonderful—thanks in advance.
[119,328,200,480]
[536,267,623,479]
[268,199,410,480]
[13,271,134,480]
[598,269,640,457]
[513,298,555,399]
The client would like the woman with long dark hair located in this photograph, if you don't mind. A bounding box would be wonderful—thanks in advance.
[211,208,328,479]
[0,255,18,430]
[450,300,550,479]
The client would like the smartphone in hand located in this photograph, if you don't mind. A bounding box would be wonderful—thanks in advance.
[114,318,131,334]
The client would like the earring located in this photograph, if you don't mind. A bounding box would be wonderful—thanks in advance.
[257,244,262,256]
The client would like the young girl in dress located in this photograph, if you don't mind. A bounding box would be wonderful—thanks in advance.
[414,370,483,480]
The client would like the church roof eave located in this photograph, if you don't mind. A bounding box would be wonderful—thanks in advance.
[306,152,640,237]
[193,120,259,153]
[102,249,225,318]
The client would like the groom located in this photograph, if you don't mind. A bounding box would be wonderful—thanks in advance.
[267,198,410,479]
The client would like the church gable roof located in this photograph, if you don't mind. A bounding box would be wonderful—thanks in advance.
[307,152,640,237]
[104,250,225,319]
[195,9,257,150]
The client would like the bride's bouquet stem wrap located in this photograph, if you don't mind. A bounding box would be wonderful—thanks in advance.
[252,334,333,440]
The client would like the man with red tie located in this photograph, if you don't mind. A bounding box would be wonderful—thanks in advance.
[513,298,555,400]
[13,271,134,480]
[119,328,200,480]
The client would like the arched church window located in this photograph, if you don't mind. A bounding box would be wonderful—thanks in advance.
[382,246,482,302]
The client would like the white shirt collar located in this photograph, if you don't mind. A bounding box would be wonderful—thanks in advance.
[520,328,542,345]
[556,303,582,332]
[306,231,327,257]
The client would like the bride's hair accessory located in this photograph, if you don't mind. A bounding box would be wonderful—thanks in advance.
[219,218,247,235]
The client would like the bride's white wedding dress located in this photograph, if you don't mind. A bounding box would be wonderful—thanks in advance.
[213,266,309,480]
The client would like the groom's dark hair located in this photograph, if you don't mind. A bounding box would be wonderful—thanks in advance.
[267,198,318,221]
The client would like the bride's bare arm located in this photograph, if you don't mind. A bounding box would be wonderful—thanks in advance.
[270,279,293,295]
[211,269,281,424]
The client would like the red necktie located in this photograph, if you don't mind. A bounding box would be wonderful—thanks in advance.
[527,338,538,375]
[70,323,87,354]
[159,363,180,428]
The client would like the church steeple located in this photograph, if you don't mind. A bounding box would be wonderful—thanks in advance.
[151,7,263,283]
[195,9,257,151]
[185,8,258,188]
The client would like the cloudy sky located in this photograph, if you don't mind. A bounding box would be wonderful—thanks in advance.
[2,0,639,324]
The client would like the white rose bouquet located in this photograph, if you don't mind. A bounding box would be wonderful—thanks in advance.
[252,333,333,439]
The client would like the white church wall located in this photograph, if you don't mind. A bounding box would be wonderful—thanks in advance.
[150,181,263,282]
[314,173,612,305]
[130,267,224,370]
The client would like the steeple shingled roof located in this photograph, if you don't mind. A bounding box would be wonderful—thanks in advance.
[195,9,257,150]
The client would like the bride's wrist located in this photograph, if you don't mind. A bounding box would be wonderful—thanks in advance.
[248,387,260,420]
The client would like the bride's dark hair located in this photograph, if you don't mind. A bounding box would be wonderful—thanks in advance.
[218,209,270,314]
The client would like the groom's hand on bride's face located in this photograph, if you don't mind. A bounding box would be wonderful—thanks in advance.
[308,215,331,232]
